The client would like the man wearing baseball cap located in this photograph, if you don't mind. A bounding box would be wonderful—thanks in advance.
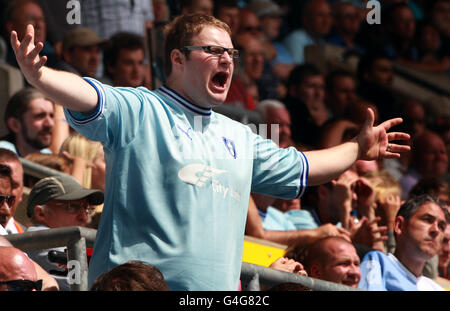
[57,27,107,78]
[25,175,103,290]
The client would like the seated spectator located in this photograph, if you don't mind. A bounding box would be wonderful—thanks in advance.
[325,69,358,121]
[235,31,281,101]
[359,194,449,290]
[282,0,333,64]
[284,64,330,148]
[213,0,240,39]
[438,225,450,279]
[90,260,170,291]
[0,236,59,290]
[102,32,147,88]
[80,0,154,40]
[25,175,104,290]
[58,27,106,78]
[382,3,419,62]
[59,134,105,228]
[254,99,294,149]
[288,236,361,288]
[0,164,16,232]
[0,88,54,157]
[0,246,43,291]
[327,1,365,54]
[356,51,399,122]
[409,177,450,206]
[0,149,25,234]
[400,130,449,199]
[180,0,213,16]
[249,0,296,83]
[425,0,450,60]
[4,0,59,70]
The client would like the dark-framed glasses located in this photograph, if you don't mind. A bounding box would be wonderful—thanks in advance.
[0,194,15,207]
[181,45,240,59]
[0,279,43,291]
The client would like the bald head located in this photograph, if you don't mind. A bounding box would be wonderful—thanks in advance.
[0,247,37,282]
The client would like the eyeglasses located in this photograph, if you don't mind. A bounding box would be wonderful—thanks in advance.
[49,201,95,216]
[0,194,15,207]
[181,45,240,59]
[0,279,42,291]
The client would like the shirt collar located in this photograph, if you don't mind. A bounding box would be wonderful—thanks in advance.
[159,86,212,117]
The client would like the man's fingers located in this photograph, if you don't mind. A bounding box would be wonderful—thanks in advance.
[34,55,47,70]
[10,30,20,51]
[380,117,403,131]
[28,41,44,61]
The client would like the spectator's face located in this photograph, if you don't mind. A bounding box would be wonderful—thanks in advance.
[42,199,90,228]
[430,0,450,37]
[403,101,425,137]
[239,11,262,37]
[65,45,101,77]
[265,107,292,148]
[328,76,356,117]
[313,240,361,287]
[180,26,234,107]
[19,98,54,151]
[391,7,416,39]
[368,58,393,88]
[304,0,333,36]
[110,49,145,88]
[299,75,325,104]
[190,0,214,16]
[439,226,450,269]
[419,25,441,52]
[260,15,282,41]
[241,36,265,81]
[335,3,361,35]
[396,202,447,261]
[7,2,46,43]
[0,176,13,228]
[416,133,448,178]
[0,160,23,225]
[216,7,240,36]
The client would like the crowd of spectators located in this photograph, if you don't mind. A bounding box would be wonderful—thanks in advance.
[0,0,449,291]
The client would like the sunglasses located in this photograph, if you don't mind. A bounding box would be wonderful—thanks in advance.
[0,194,15,207]
[50,201,96,216]
[0,279,42,291]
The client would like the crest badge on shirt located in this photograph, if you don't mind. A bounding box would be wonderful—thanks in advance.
[222,137,237,159]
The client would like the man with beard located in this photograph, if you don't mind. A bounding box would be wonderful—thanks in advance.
[0,87,54,157]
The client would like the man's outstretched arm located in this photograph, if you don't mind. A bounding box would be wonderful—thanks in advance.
[305,108,410,186]
[11,24,98,113]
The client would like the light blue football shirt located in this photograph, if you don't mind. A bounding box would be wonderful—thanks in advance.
[64,78,309,290]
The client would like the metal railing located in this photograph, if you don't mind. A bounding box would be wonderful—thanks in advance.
[5,226,97,291]
[240,262,361,291]
[6,225,360,291]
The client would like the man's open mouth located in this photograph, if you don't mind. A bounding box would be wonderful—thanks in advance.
[211,72,229,88]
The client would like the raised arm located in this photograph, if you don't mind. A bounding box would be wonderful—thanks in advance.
[10,24,98,113]
[305,108,410,186]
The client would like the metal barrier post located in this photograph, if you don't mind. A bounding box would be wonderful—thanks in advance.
[67,237,89,291]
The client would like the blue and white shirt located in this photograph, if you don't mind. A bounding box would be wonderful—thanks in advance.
[359,251,444,291]
[65,78,309,290]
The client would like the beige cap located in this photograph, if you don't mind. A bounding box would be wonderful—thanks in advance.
[62,27,107,51]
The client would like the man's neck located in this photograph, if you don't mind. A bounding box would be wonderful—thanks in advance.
[16,142,40,158]
[394,248,426,277]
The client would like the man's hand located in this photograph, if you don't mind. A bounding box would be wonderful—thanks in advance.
[269,257,308,276]
[357,108,410,161]
[10,24,47,85]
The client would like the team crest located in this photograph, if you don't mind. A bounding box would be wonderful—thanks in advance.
[222,137,237,159]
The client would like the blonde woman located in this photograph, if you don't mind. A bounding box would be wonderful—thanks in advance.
[59,134,105,228]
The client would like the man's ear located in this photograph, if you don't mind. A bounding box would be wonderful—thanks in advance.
[33,205,48,224]
[394,215,405,236]
[6,117,21,134]
[170,49,185,72]
[309,264,322,279]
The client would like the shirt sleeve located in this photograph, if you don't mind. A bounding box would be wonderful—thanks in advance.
[250,133,309,199]
[358,251,387,291]
[63,77,150,150]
